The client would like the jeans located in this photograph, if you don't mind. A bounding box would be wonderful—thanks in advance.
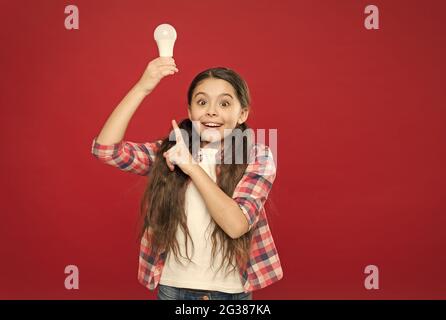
[157,284,253,300]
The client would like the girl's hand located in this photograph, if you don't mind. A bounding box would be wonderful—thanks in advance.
[136,57,179,94]
[163,120,198,175]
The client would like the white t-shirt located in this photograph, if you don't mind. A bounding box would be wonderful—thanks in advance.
[159,147,244,293]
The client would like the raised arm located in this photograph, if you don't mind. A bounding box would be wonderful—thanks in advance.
[94,56,178,145]
[91,57,179,175]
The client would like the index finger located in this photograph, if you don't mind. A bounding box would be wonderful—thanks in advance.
[171,119,183,143]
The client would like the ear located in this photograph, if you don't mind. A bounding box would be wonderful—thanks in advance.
[237,107,250,124]
[187,107,191,120]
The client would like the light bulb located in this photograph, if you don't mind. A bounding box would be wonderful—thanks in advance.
[153,23,177,57]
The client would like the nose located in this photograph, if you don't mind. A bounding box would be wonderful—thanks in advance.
[205,103,218,116]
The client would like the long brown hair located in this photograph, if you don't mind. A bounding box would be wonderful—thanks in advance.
[138,67,254,277]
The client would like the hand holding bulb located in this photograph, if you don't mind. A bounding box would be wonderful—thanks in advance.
[135,24,179,95]
[136,57,179,94]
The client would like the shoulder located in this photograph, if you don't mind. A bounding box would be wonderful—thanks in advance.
[246,142,277,176]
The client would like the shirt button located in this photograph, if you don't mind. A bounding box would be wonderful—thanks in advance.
[201,295,209,300]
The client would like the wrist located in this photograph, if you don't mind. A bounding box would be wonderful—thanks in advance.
[134,82,152,96]
[186,163,202,177]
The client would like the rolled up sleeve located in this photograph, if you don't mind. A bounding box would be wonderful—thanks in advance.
[91,136,162,176]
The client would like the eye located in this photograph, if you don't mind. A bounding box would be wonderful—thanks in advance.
[220,100,230,107]
[197,99,206,106]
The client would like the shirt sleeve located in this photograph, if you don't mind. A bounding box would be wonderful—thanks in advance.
[90,136,163,176]
[232,143,277,232]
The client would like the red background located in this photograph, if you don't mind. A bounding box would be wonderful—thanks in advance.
[0,0,445,299]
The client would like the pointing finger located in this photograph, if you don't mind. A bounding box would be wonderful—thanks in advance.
[171,119,183,143]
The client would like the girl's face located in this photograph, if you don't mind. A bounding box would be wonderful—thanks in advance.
[188,78,249,147]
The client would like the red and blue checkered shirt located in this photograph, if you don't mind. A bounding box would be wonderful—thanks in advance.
[91,136,283,293]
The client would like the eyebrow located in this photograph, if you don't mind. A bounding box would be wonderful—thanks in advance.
[194,92,234,99]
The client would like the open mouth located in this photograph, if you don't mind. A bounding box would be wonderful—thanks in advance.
[201,122,223,128]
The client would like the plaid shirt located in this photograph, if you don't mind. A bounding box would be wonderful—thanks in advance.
[91,136,283,293]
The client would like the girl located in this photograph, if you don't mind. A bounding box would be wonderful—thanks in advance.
[91,57,283,300]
